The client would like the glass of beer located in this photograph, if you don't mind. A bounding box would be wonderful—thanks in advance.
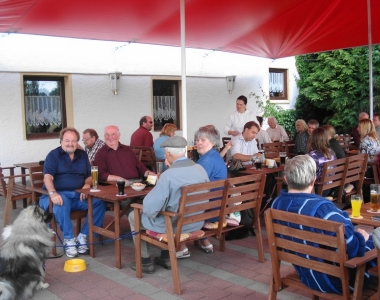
[91,166,98,191]
[279,152,287,165]
[370,184,380,212]
[350,194,363,218]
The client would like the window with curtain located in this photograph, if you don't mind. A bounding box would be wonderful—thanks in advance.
[23,76,67,140]
[269,68,288,101]
[152,79,181,131]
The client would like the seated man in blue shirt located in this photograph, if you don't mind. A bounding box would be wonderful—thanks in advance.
[271,155,374,294]
[40,128,107,258]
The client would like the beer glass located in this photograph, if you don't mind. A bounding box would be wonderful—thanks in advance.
[370,184,380,212]
[116,180,125,195]
[279,152,287,165]
[91,166,98,191]
[350,195,363,218]
[156,161,164,177]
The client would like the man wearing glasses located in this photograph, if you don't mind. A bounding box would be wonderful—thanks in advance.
[82,128,105,163]
[130,116,154,147]
[94,125,151,183]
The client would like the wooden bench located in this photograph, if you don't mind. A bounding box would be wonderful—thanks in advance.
[131,179,226,294]
[218,174,266,262]
[265,208,377,300]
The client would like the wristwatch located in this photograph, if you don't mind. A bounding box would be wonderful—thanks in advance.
[49,191,56,196]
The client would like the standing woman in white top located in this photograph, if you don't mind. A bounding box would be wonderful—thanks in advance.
[224,95,259,136]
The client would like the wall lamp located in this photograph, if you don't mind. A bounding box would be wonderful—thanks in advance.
[226,75,236,94]
[109,72,121,95]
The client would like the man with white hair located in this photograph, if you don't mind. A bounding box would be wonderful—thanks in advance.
[128,136,210,274]
[266,116,288,142]
[271,155,374,294]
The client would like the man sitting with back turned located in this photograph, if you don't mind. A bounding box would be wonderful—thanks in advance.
[271,155,375,294]
[130,116,154,147]
[94,125,152,183]
[128,136,210,273]
[40,128,107,258]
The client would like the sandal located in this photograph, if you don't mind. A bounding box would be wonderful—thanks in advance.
[200,243,213,254]
[176,248,191,259]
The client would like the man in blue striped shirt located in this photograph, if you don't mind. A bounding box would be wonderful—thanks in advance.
[271,155,375,294]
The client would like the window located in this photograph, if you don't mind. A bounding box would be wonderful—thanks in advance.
[152,79,181,131]
[269,68,288,101]
[23,76,67,140]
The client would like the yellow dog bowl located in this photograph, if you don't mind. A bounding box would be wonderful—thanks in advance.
[64,259,87,272]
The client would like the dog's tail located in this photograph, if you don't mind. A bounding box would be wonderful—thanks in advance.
[1,226,12,241]
[0,281,16,300]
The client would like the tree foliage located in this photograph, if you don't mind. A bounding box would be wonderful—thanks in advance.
[295,46,380,133]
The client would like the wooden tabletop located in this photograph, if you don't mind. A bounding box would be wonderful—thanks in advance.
[346,202,380,227]
[77,184,153,202]
[14,162,40,169]
[236,164,285,176]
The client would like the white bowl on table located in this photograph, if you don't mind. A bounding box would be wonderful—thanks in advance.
[131,183,146,191]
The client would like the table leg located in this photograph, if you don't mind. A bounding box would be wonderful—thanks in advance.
[21,167,27,208]
[88,195,95,258]
[114,201,121,269]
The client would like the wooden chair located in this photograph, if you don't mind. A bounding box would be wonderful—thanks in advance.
[1,167,33,226]
[131,146,156,171]
[262,142,282,158]
[368,247,380,300]
[0,165,30,210]
[222,137,231,148]
[265,208,377,300]
[131,179,226,295]
[315,157,346,202]
[284,140,296,158]
[218,174,266,262]
[342,153,368,204]
[131,148,142,161]
[27,166,87,255]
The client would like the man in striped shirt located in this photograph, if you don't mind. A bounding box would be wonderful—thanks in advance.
[82,128,105,163]
[271,155,374,294]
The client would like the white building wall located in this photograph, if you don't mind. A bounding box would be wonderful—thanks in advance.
[0,34,298,168]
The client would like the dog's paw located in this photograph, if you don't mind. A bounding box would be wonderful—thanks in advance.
[36,281,49,290]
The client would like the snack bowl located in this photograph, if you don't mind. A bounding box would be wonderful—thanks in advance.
[131,183,146,191]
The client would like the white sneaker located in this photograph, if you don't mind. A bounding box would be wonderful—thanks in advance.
[76,234,89,254]
[64,238,78,258]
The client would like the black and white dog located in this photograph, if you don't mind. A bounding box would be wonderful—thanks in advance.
[0,205,54,300]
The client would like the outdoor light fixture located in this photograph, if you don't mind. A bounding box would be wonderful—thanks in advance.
[109,72,121,95]
[226,75,236,94]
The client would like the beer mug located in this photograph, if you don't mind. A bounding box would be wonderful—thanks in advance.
[370,184,380,212]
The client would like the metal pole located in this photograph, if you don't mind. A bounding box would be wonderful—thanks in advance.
[180,0,187,140]
[367,0,373,118]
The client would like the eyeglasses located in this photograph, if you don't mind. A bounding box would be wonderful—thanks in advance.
[82,137,92,142]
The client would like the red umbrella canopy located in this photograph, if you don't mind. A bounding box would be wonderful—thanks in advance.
[0,0,379,59]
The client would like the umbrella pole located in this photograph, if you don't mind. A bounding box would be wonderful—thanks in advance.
[367,0,373,118]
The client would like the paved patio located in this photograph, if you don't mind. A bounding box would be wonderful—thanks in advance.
[0,197,376,300]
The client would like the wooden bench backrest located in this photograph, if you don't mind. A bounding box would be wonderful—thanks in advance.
[265,208,350,299]
[221,173,265,222]
[218,173,266,262]
[316,157,346,199]
[131,146,156,169]
[174,179,225,244]
[263,142,283,158]
[342,153,367,197]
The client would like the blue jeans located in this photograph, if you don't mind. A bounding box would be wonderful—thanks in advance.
[40,191,106,240]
